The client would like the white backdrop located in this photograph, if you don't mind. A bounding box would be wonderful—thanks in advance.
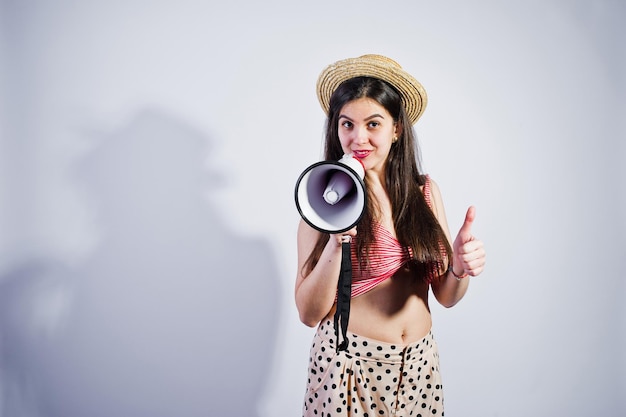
[1,1,624,416]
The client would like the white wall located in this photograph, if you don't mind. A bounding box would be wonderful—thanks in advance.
[0,1,624,416]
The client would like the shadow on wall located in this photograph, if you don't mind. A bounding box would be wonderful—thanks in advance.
[0,110,281,417]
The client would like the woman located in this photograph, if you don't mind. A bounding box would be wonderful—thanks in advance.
[295,55,486,416]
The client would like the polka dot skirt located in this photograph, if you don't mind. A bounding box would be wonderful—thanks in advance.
[302,321,444,417]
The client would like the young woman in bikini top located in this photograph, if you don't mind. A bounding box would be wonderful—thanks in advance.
[296,54,486,416]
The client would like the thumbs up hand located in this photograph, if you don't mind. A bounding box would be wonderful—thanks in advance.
[452,206,486,277]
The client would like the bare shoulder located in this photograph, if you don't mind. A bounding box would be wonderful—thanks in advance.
[428,177,443,200]
[424,176,451,237]
[423,176,444,217]
[297,218,321,240]
[297,219,322,261]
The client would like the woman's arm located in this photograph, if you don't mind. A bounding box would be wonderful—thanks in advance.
[294,220,357,327]
[429,179,485,308]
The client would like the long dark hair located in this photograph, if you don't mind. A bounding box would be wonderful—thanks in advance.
[303,76,451,279]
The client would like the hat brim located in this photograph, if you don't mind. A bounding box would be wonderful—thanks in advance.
[316,54,427,125]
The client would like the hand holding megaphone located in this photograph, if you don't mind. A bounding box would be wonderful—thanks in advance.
[295,154,367,234]
[295,154,365,352]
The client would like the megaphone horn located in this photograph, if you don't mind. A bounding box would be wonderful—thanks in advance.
[294,154,367,234]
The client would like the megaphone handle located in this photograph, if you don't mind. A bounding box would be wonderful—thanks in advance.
[334,238,352,352]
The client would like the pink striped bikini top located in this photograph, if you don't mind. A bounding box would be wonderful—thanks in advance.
[349,176,432,298]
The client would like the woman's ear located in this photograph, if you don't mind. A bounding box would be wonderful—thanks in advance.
[394,122,402,140]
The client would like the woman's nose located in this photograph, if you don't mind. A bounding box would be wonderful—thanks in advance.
[354,127,368,144]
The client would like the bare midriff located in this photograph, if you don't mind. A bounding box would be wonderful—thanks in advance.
[325,265,432,346]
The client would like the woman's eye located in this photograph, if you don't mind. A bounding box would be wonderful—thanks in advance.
[341,121,353,128]
[368,121,380,128]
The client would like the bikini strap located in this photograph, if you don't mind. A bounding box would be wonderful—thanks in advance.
[423,175,432,209]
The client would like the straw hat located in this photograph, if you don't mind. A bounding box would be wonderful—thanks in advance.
[316,54,428,125]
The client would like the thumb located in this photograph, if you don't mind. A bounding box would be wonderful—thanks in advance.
[458,206,476,242]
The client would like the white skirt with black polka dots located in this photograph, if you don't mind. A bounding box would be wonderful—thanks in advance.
[302,320,444,417]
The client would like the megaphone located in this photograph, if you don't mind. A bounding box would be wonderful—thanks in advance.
[295,154,367,234]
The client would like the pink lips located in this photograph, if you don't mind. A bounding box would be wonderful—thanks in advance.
[353,150,371,159]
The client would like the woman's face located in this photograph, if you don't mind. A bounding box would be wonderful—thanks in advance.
[337,97,399,175]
